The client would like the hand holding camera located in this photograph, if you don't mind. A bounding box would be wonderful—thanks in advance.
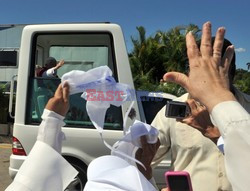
[182,99,221,143]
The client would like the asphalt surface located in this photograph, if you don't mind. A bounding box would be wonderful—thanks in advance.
[0,136,12,191]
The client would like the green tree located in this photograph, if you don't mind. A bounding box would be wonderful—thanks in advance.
[129,26,165,89]
[129,24,201,96]
[234,69,250,94]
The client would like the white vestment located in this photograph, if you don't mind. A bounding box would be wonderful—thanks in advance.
[6,109,157,191]
[211,101,250,191]
[5,141,78,191]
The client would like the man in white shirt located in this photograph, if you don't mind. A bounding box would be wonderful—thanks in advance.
[163,21,250,191]
[37,57,64,78]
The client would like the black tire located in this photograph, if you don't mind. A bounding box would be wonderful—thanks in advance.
[64,158,87,191]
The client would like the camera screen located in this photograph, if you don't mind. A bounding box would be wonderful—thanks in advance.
[168,175,191,191]
[167,103,187,118]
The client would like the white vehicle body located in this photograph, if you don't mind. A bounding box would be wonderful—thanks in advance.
[9,23,174,190]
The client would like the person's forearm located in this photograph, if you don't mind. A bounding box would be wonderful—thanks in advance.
[37,109,66,153]
[54,60,64,70]
[202,90,236,113]
[210,101,249,138]
[54,65,61,70]
[211,101,250,190]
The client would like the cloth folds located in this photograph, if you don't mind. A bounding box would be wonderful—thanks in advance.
[6,141,78,191]
[84,155,156,191]
[61,66,134,132]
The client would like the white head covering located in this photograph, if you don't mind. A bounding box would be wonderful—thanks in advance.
[84,155,156,191]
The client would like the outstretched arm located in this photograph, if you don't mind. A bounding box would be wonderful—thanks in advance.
[37,82,70,153]
[54,60,65,70]
[6,82,78,191]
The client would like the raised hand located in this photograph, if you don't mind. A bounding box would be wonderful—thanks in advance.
[45,82,70,116]
[163,22,236,112]
[135,136,160,180]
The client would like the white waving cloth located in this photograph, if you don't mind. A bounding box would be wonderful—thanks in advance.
[61,66,134,133]
[5,141,78,191]
[111,120,159,167]
[61,66,158,167]
[84,155,156,191]
[121,120,159,147]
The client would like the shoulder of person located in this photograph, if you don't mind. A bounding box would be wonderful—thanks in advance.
[37,67,47,77]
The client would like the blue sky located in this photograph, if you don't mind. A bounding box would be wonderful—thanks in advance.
[0,0,249,69]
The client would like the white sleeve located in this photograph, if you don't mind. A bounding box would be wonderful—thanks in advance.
[37,109,65,153]
[5,141,78,191]
[44,68,56,77]
[6,109,78,191]
[211,101,250,191]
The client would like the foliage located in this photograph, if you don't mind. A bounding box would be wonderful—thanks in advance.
[234,69,250,94]
[129,24,201,96]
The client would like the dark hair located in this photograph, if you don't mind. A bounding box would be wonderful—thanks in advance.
[45,57,57,67]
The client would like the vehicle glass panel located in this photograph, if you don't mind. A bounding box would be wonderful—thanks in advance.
[26,32,123,130]
[140,96,171,124]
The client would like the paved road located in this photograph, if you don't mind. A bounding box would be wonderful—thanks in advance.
[0,143,12,190]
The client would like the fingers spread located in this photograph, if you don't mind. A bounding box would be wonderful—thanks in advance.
[213,27,226,61]
[186,31,200,60]
[221,45,235,75]
[200,22,212,57]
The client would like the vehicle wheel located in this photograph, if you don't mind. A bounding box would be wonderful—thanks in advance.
[64,159,87,191]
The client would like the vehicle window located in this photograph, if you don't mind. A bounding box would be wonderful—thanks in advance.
[26,33,122,130]
[50,46,108,77]
[137,91,173,124]
[141,96,170,124]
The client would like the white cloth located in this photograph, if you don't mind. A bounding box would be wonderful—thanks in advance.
[120,120,159,148]
[215,88,250,153]
[6,109,157,191]
[6,109,78,191]
[37,109,66,153]
[61,66,133,133]
[111,120,159,168]
[84,155,156,191]
[211,101,250,191]
[5,141,78,191]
